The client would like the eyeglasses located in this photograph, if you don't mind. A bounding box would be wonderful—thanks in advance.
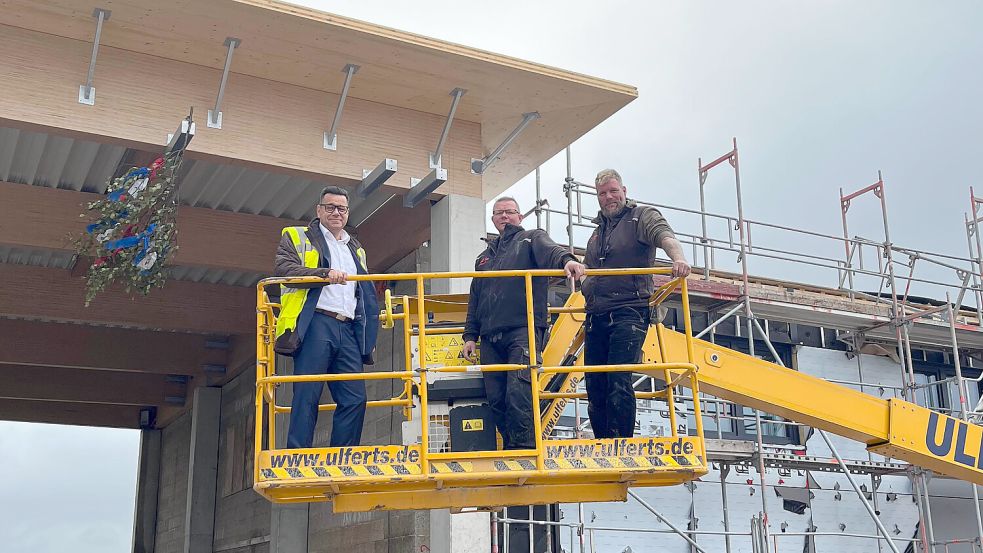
[318,204,349,214]
[492,209,520,216]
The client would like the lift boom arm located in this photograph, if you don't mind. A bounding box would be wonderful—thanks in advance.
[541,293,983,484]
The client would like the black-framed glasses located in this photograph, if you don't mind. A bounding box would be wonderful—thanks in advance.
[492,209,520,216]
[318,204,349,214]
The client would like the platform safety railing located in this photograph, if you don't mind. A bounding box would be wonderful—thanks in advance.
[255,267,705,486]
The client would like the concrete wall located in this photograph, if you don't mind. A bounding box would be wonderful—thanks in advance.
[144,331,423,553]
[304,324,430,552]
[214,369,271,553]
[155,411,192,553]
[429,195,487,295]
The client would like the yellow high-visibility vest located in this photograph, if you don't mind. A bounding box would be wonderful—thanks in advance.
[275,226,367,340]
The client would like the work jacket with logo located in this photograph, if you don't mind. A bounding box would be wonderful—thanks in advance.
[462,224,576,343]
[583,201,676,315]
[273,219,379,363]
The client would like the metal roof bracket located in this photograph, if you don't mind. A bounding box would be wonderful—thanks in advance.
[470,112,540,174]
[207,37,242,129]
[323,63,360,150]
[78,8,111,105]
[404,167,447,209]
[429,88,466,169]
[357,158,397,198]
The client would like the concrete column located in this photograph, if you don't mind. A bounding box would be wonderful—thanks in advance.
[429,510,491,553]
[131,429,161,553]
[429,194,491,551]
[270,356,310,553]
[183,387,221,553]
[270,504,309,553]
[430,194,487,294]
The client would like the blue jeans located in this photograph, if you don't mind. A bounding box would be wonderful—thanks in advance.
[287,313,366,448]
[584,306,650,439]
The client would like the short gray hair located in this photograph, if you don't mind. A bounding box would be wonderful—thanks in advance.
[493,196,521,211]
[595,169,622,187]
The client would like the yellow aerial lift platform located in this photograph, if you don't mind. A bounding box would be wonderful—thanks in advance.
[253,268,983,512]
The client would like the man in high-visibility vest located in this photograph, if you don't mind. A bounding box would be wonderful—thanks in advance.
[273,185,379,448]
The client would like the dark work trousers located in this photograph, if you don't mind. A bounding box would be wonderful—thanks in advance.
[287,313,366,448]
[480,326,545,450]
[584,306,651,439]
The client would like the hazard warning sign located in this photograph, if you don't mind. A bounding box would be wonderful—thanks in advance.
[462,419,484,432]
[413,334,479,369]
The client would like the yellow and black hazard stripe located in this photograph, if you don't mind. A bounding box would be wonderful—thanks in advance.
[259,463,422,480]
[429,461,475,474]
[492,459,537,471]
[542,454,704,471]
[259,454,705,480]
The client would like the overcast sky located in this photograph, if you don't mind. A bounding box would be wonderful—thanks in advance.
[307,0,983,299]
[3,2,982,552]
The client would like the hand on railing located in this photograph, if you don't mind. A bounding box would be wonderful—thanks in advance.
[564,259,586,281]
[324,269,348,284]
[671,260,692,278]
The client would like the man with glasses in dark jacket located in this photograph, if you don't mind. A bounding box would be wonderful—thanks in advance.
[582,169,691,440]
[462,197,585,450]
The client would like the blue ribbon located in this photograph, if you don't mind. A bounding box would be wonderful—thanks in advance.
[105,223,156,252]
[125,167,150,179]
[132,224,158,265]
[107,167,149,201]
[103,234,141,251]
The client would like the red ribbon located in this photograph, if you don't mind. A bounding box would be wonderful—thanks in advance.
[150,157,165,178]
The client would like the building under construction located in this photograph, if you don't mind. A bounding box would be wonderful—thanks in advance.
[3,2,983,553]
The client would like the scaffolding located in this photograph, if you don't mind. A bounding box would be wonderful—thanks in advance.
[507,142,983,553]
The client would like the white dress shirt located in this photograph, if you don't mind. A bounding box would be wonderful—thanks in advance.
[316,223,358,319]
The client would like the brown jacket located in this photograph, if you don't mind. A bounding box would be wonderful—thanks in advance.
[582,201,675,314]
[274,220,366,286]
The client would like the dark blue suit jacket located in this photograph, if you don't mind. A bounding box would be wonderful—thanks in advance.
[295,221,380,364]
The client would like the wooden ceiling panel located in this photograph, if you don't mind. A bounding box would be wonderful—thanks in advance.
[0,0,636,196]
[0,0,634,122]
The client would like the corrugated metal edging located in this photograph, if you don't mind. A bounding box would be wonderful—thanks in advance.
[0,126,373,221]
[0,245,74,269]
[0,127,125,192]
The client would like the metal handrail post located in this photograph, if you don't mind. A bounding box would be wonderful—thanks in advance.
[415,275,431,473]
[525,273,545,470]
[965,214,983,324]
[720,464,733,553]
[947,293,983,550]
[565,147,575,254]
[698,156,711,280]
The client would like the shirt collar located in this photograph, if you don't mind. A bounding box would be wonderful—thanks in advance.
[319,222,350,245]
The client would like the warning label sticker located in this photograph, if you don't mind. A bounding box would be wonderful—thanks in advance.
[462,419,484,432]
[415,334,477,368]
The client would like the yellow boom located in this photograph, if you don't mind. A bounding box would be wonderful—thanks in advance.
[542,291,983,485]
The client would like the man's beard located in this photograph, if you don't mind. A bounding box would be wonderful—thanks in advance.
[602,203,623,216]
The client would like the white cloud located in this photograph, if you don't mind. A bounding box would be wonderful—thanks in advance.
[0,422,139,553]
